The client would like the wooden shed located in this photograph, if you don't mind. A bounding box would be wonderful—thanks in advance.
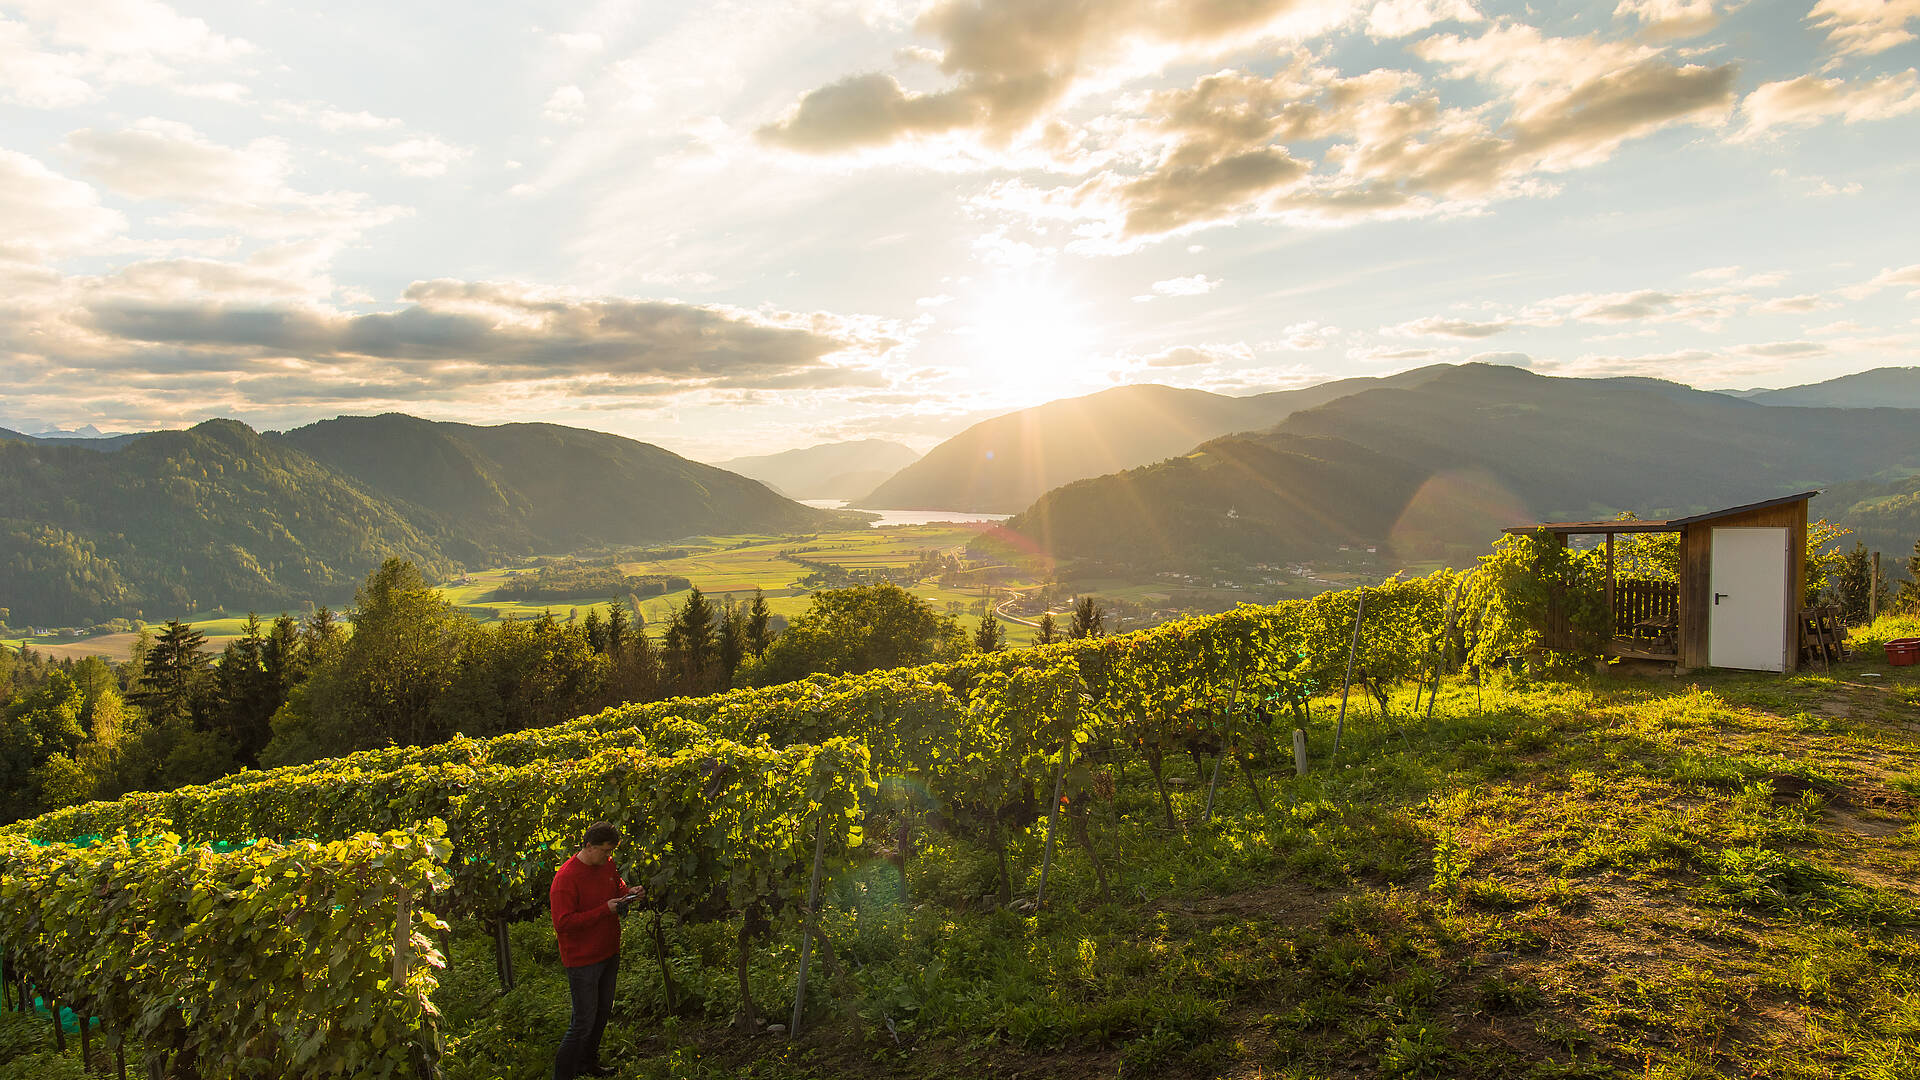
[1503,491,1818,673]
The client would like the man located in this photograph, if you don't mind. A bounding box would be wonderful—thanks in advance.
[551,821,642,1079]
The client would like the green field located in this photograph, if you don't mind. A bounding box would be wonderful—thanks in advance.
[439,524,1044,644]
[7,523,1399,662]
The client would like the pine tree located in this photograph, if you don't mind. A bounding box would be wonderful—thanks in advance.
[136,620,211,723]
[716,600,749,685]
[1035,612,1059,646]
[1069,596,1105,639]
[746,590,774,656]
[582,608,608,654]
[663,587,718,694]
[974,614,1006,653]
[606,600,631,656]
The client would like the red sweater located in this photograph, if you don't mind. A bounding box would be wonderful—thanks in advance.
[550,855,631,967]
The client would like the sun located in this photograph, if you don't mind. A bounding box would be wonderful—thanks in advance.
[959,277,1101,405]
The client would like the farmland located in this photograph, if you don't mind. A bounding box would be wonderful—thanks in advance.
[2,522,1383,662]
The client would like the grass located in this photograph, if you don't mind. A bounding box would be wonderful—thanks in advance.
[420,649,1916,1078]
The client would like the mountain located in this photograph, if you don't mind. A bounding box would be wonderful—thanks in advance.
[0,415,850,626]
[1736,367,1920,408]
[1818,472,1920,572]
[855,370,1449,513]
[1009,364,1920,567]
[0,419,455,626]
[0,427,153,452]
[1008,433,1444,567]
[714,440,921,501]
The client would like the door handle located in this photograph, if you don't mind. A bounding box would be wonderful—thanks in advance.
[1714,592,1728,605]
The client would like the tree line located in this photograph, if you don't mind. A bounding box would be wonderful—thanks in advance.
[0,558,1106,823]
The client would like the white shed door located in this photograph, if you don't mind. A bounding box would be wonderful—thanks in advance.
[1708,527,1789,671]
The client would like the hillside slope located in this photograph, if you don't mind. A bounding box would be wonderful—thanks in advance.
[1743,366,1920,408]
[855,370,1449,513]
[0,419,456,625]
[714,439,920,500]
[0,415,851,625]
[277,414,850,562]
[1010,364,1920,565]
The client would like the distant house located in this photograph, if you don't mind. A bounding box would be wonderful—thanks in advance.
[1505,491,1817,673]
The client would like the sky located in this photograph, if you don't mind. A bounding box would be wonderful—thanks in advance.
[1,0,1916,460]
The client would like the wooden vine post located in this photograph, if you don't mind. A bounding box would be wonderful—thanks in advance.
[1333,588,1367,759]
[1294,728,1308,776]
[392,891,412,985]
[788,808,829,1039]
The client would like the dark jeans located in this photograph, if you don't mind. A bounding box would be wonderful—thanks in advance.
[553,953,618,1080]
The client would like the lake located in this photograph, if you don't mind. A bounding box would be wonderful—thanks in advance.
[802,499,1011,528]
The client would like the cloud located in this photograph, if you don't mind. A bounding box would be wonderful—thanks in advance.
[1613,0,1722,41]
[984,22,1737,242]
[75,279,899,384]
[1366,0,1482,39]
[1465,350,1532,366]
[3,274,908,430]
[274,103,404,132]
[759,0,1356,153]
[1260,321,1340,350]
[1839,263,1920,300]
[62,119,293,202]
[1148,273,1221,297]
[1749,293,1837,314]
[1738,69,1920,138]
[543,84,588,126]
[1807,0,1920,58]
[1731,340,1828,358]
[59,119,407,246]
[366,136,471,178]
[1387,314,1513,338]
[1531,347,1778,383]
[1105,342,1256,378]
[1549,287,1737,326]
[0,0,252,107]
[0,149,125,260]
[1410,23,1737,177]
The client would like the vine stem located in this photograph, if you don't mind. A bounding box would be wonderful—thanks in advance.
[1333,588,1366,760]
[1203,660,1244,822]
[789,808,828,1039]
[1033,734,1071,911]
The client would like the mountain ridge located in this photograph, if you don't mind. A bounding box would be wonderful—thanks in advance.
[854,368,1454,513]
[1,414,849,626]
[1008,364,1920,567]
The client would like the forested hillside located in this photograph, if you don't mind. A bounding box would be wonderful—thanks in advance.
[0,420,456,625]
[855,371,1447,512]
[0,416,849,625]
[279,414,847,559]
[1011,364,1920,567]
[1819,472,1920,572]
[1741,366,1920,407]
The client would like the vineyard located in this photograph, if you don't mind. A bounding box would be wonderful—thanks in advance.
[3,564,1917,1079]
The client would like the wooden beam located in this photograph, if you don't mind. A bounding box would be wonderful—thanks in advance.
[1605,533,1616,635]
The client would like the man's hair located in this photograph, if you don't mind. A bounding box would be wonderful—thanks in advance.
[582,821,621,847]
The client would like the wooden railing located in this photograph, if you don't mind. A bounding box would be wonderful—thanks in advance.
[1614,578,1678,637]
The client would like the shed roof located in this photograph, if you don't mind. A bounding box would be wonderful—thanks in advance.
[1503,490,1820,536]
